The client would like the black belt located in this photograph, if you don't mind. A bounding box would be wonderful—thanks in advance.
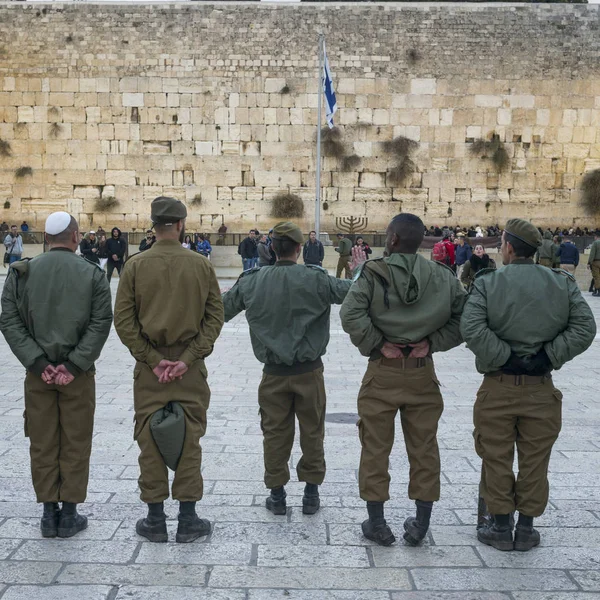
[485,371,551,386]
[263,357,323,376]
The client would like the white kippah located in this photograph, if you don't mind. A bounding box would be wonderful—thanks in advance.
[45,211,72,235]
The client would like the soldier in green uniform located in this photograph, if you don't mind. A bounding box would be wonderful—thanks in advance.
[340,213,466,546]
[114,197,224,543]
[588,233,600,296]
[461,219,596,551]
[222,222,351,515]
[535,230,556,267]
[335,233,353,279]
[0,212,112,538]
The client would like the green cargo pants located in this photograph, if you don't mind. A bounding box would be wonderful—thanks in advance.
[133,349,210,504]
[538,258,552,268]
[473,374,562,517]
[24,370,96,504]
[258,367,326,489]
[357,358,444,503]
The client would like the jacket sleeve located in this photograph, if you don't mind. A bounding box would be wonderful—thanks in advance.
[67,269,113,372]
[325,275,352,304]
[466,246,472,261]
[114,262,165,368]
[575,247,580,267]
[179,264,224,365]
[0,270,47,370]
[460,279,512,369]
[544,278,596,370]
[556,245,563,258]
[428,278,467,353]
[222,280,246,322]
[340,273,385,356]
[460,262,472,286]
[302,242,308,261]
[80,240,93,260]
[319,242,325,262]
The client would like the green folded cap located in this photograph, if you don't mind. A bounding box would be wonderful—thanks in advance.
[271,221,304,244]
[505,218,542,249]
[151,196,187,226]
[150,401,186,471]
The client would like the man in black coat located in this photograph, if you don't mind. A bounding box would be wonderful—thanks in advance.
[106,227,127,282]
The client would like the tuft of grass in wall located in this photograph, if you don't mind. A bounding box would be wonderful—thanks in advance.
[469,133,510,173]
[15,167,33,179]
[3,201,10,210]
[271,192,305,219]
[321,127,346,159]
[407,49,421,66]
[280,84,291,94]
[95,196,119,211]
[0,139,12,157]
[49,123,63,139]
[580,169,600,215]
[341,154,361,172]
[190,193,202,206]
[383,136,419,160]
[388,158,416,188]
[323,202,329,211]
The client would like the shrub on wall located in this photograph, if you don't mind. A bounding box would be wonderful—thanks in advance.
[0,139,12,157]
[271,192,305,219]
[95,196,119,211]
[580,169,600,215]
[469,133,510,173]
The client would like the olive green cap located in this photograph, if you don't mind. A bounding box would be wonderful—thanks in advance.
[272,221,304,244]
[151,196,187,226]
[505,218,542,248]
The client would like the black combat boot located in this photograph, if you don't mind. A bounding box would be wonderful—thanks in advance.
[477,496,491,531]
[361,501,396,546]
[57,502,88,538]
[514,514,540,552]
[176,501,211,543]
[477,513,513,551]
[136,502,168,543]
[302,483,320,515]
[265,486,287,516]
[403,500,433,546]
[40,502,60,538]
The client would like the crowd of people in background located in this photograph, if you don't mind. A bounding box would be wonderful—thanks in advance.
[425,224,600,238]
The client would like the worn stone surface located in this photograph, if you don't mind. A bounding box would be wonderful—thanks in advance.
[0,4,599,231]
[0,279,597,598]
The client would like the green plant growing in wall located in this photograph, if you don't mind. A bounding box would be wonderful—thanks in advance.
[271,192,305,219]
[280,84,291,94]
[388,157,416,187]
[580,169,600,215]
[384,136,419,188]
[15,166,33,179]
[469,133,510,173]
[0,139,12,157]
[321,127,346,159]
[383,136,419,159]
[3,201,10,210]
[95,196,119,211]
[190,193,202,206]
[341,154,361,172]
[323,202,329,211]
[49,123,63,138]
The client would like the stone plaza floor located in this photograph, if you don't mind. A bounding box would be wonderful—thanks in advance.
[0,277,599,599]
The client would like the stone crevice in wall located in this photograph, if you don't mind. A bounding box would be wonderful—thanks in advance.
[0,3,599,230]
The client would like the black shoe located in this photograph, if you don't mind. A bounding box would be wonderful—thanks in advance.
[362,518,396,546]
[302,483,320,515]
[41,502,60,538]
[176,514,211,543]
[477,497,490,531]
[402,500,433,546]
[514,525,540,551]
[136,502,168,543]
[57,502,88,538]
[266,487,287,516]
[477,522,513,551]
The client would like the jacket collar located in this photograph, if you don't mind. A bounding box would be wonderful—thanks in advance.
[275,260,297,267]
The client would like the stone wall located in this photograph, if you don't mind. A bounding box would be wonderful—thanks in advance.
[0,2,599,232]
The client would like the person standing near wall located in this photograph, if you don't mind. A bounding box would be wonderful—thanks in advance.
[4,225,24,265]
[106,227,127,282]
[587,233,600,296]
[303,231,325,267]
[335,233,352,279]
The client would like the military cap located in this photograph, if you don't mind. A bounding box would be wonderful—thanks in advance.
[151,196,187,225]
[272,221,304,244]
[504,218,542,248]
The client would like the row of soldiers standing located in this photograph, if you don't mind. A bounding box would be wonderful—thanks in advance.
[0,199,596,552]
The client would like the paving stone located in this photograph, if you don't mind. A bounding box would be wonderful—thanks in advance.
[249,591,390,600]
[208,566,412,590]
[209,522,327,546]
[57,564,208,586]
[561,570,600,591]
[512,594,600,600]
[411,568,578,591]
[0,518,121,541]
[478,546,600,570]
[12,540,138,563]
[114,587,245,600]
[257,544,369,568]
[1,585,112,600]
[135,542,252,565]
[390,594,511,600]
[0,561,61,584]
[0,538,22,558]
[371,545,483,568]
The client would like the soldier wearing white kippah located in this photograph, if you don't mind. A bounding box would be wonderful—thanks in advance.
[0,212,112,539]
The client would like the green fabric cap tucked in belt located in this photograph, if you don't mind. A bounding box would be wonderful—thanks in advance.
[150,401,186,471]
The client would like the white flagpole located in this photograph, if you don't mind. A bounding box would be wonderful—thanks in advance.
[315,34,324,239]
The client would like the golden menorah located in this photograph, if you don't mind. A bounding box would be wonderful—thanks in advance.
[336,216,368,234]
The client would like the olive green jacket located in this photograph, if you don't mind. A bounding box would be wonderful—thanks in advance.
[114,239,224,369]
[222,261,351,366]
[336,237,352,257]
[340,253,467,357]
[0,249,112,375]
[460,258,497,290]
[460,259,596,374]
[588,239,600,264]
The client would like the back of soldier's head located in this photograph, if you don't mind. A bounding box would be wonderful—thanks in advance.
[387,213,424,254]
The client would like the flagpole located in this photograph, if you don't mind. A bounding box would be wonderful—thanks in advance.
[315,33,324,239]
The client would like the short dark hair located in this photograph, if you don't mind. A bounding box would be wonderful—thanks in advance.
[272,237,299,258]
[309,230,316,235]
[46,216,78,244]
[389,213,424,253]
[337,233,344,238]
[504,232,537,258]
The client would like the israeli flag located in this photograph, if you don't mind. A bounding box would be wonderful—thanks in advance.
[322,42,337,129]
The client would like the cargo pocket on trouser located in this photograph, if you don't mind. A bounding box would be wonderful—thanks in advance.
[23,409,29,438]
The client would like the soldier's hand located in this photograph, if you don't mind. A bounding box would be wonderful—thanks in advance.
[153,360,174,383]
[381,341,405,359]
[41,365,57,384]
[54,365,75,386]
[166,361,188,381]
[407,339,430,358]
